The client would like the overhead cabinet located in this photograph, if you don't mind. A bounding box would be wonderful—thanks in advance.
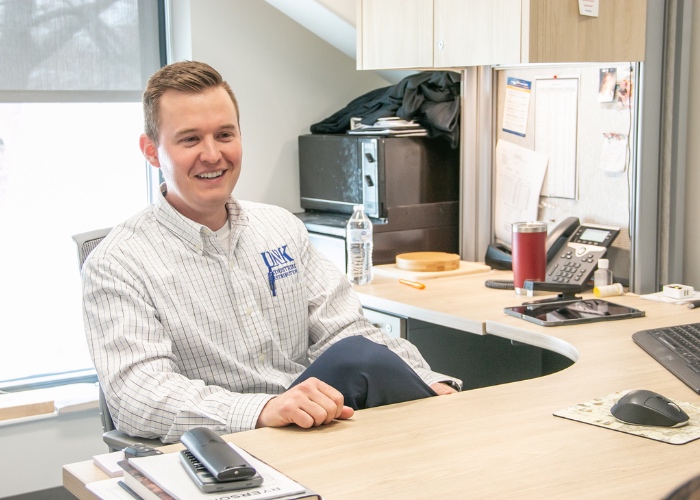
[357,0,647,69]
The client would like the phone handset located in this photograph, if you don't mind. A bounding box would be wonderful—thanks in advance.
[545,216,580,264]
[545,222,620,286]
[180,427,257,481]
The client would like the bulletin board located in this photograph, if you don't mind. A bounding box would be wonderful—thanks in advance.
[494,63,636,281]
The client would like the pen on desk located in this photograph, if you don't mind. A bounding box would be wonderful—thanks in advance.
[687,299,700,309]
[399,278,425,290]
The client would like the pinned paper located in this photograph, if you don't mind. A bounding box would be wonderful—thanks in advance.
[600,133,628,173]
[502,77,531,137]
[579,0,599,17]
[598,68,617,103]
[494,140,548,244]
[534,77,579,199]
[617,66,634,109]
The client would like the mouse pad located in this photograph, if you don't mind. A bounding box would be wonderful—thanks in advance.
[554,390,700,445]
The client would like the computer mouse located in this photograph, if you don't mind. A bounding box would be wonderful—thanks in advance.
[610,389,690,427]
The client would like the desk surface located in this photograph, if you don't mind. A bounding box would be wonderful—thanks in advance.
[65,271,700,499]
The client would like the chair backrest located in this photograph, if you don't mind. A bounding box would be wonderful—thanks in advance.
[72,228,112,270]
[72,228,114,435]
[72,227,164,451]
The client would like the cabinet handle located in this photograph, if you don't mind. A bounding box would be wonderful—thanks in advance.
[371,322,393,334]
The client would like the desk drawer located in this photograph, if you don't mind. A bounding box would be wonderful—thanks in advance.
[308,232,346,274]
[363,307,406,339]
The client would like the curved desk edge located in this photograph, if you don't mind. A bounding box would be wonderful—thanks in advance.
[485,319,580,362]
[356,291,486,334]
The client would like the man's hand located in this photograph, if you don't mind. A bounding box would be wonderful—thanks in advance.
[431,382,458,395]
[256,377,354,429]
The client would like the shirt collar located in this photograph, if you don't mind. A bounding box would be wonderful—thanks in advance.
[153,184,248,253]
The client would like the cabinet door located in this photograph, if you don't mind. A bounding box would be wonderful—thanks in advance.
[526,0,646,63]
[434,0,522,67]
[359,0,433,70]
[358,0,646,70]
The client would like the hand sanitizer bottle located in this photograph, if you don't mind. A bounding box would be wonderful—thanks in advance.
[593,258,613,288]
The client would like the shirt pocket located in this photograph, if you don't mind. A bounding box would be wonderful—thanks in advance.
[260,263,308,361]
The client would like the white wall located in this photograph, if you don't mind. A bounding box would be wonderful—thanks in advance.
[684,1,700,288]
[187,0,390,213]
[4,2,391,496]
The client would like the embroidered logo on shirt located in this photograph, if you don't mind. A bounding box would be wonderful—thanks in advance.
[260,245,297,296]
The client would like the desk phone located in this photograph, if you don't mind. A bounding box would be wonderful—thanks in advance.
[546,223,619,286]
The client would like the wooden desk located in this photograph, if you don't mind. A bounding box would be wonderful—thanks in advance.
[64,271,700,499]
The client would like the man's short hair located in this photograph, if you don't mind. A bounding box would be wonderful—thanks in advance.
[142,61,239,145]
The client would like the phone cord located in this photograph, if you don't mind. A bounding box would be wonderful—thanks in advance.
[484,279,514,290]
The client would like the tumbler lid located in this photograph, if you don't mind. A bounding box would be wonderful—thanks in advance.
[512,221,547,233]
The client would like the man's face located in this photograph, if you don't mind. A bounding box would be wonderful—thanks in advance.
[140,86,242,229]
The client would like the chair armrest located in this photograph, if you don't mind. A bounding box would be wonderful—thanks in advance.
[103,430,164,452]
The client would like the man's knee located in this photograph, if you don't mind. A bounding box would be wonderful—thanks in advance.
[326,336,408,375]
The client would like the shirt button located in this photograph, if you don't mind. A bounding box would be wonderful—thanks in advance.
[259,352,266,363]
[245,306,253,315]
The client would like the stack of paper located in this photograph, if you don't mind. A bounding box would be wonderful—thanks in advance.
[87,442,320,500]
[348,116,428,137]
[93,451,126,478]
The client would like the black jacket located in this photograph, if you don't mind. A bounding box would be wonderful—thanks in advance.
[310,71,461,148]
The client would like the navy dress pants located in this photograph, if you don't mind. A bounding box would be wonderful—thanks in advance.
[289,336,437,410]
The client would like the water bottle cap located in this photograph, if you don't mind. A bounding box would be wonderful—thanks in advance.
[598,258,609,269]
[353,204,364,212]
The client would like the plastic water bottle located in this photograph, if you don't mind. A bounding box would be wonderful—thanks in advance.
[346,204,373,285]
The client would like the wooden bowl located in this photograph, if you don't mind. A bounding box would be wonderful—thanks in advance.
[395,252,460,272]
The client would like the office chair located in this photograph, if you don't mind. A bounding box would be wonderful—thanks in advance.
[72,228,163,452]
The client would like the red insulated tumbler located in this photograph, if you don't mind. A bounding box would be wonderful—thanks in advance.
[512,221,547,295]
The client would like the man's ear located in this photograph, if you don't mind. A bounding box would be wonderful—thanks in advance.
[139,133,161,168]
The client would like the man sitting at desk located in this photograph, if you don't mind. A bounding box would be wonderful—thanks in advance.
[82,61,461,443]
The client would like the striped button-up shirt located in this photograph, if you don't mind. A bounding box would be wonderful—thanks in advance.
[83,193,459,442]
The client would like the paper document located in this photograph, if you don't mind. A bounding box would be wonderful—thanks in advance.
[348,117,428,137]
[502,78,531,137]
[578,0,599,17]
[600,132,628,173]
[494,140,548,245]
[86,477,134,500]
[534,77,579,199]
[93,450,126,478]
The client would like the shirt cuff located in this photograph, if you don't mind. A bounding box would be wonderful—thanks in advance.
[227,393,277,432]
[415,368,462,391]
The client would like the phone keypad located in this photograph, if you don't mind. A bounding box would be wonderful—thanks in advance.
[549,261,588,283]
[546,224,619,287]
[549,255,592,284]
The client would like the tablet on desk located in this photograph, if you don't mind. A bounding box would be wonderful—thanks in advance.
[504,298,645,326]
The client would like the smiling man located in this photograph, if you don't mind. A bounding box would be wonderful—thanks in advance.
[82,61,461,443]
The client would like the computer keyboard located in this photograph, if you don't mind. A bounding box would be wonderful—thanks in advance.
[633,323,700,393]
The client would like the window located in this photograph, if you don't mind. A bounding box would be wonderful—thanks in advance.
[0,0,163,386]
